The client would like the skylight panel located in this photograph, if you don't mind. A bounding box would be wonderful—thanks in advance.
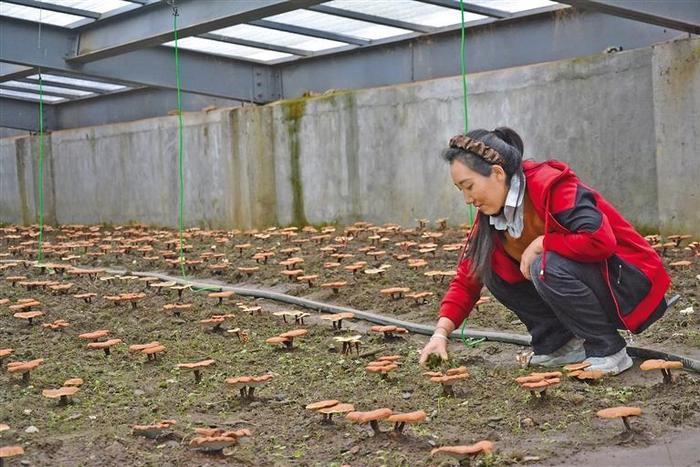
[164,37,293,62]
[0,2,86,26]
[212,24,348,52]
[264,9,413,41]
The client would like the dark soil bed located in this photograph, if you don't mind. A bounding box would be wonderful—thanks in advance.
[1,222,698,466]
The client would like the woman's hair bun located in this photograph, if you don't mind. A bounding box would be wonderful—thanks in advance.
[493,127,524,157]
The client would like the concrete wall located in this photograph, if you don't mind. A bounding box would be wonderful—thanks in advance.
[1,37,698,235]
[652,39,700,235]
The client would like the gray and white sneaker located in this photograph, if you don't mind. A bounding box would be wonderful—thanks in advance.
[529,337,586,368]
[584,347,633,375]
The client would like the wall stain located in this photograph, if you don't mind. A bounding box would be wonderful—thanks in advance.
[281,98,308,226]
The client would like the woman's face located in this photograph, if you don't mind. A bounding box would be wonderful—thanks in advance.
[450,159,508,216]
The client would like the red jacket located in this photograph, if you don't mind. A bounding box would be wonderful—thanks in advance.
[440,159,670,333]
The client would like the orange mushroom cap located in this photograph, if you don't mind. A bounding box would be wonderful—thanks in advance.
[345,408,393,424]
[639,359,683,371]
[0,445,25,459]
[318,403,355,415]
[42,386,79,399]
[305,400,340,411]
[596,406,642,419]
[431,440,494,457]
[387,410,427,424]
[87,339,122,350]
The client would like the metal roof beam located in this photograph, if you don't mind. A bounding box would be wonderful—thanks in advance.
[2,0,101,19]
[414,0,511,18]
[0,17,280,102]
[52,87,242,130]
[0,62,35,83]
[251,19,368,46]
[0,96,55,131]
[308,5,437,33]
[277,7,686,98]
[559,0,700,34]
[69,0,326,63]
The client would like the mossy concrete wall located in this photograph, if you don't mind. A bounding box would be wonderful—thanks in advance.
[1,37,698,234]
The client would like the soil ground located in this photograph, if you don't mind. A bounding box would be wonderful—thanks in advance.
[1,222,698,466]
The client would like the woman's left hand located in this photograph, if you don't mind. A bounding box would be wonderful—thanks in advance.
[520,235,544,280]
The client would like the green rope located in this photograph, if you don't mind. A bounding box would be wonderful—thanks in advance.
[37,72,45,263]
[171,6,217,293]
[458,0,483,349]
[173,10,186,279]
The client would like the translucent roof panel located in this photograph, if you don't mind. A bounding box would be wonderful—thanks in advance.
[322,0,484,28]
[0,2,87,26]
[264,9,413,41]
[460,0,559,13]
[4,80,94,96]
[164,37,293,62]
[42,0,133,14]
[212,24,348,52]
[0,89,65,102]
[26,74,127,91]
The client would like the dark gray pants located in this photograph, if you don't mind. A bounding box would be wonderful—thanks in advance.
[484,251,626,357]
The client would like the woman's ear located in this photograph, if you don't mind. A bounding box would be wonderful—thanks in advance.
[492,164,507,182]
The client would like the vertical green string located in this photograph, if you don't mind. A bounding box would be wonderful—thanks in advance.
[172,10,186,278]
[459,0,475,229]
[458,0,484,348]
[170,6,216,293]
[459,0,469,135]
[37,72,45,263]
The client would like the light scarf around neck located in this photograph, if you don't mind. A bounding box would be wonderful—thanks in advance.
[489,173,526,238]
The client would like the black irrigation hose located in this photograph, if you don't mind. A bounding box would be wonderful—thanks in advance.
[103,268,700,374]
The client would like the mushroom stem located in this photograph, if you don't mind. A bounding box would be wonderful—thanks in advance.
[661,369,672,384]
[59,395,68,406]
[284,340,294,351]
[22,372,30,383]
[442,384,455,398]
[622,416,632,431]
[239,387,246,398]
[194,370,202,384]
[103,348,111,357]
[394,422,406,433]
[369,420,382,435]
[248,387,255,399]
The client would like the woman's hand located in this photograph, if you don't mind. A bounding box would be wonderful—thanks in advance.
[419,336,449,366]
[520,235,544,280]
